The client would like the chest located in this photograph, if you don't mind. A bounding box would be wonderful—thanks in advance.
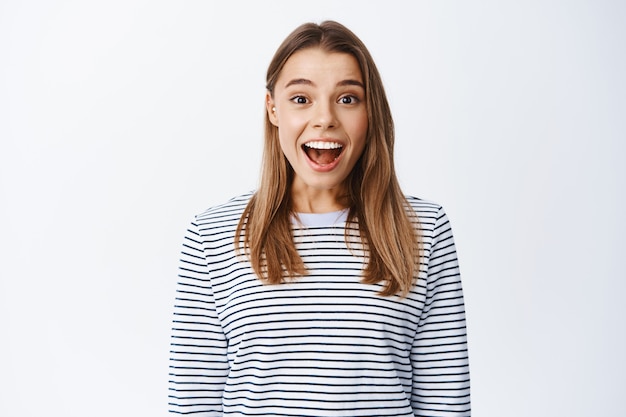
[206,227,425,350]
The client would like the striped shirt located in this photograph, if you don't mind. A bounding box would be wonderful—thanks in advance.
[169,193,470,416]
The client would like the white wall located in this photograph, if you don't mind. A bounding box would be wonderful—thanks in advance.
[1,1,624,415]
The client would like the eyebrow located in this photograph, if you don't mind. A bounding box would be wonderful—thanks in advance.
[284,78,365,89]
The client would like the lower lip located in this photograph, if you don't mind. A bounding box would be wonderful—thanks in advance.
[303,148,344,172]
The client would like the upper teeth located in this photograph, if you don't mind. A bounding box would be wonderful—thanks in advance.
[304,141,342,150]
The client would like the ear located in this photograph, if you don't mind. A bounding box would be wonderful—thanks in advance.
[266,92,278,126]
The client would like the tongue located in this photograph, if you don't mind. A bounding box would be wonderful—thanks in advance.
[306,148,341,165]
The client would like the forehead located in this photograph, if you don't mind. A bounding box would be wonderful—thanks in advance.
[276,47,363,86]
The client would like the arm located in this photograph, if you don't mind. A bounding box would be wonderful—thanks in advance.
[168,219,229,415]
[411,207,471,416]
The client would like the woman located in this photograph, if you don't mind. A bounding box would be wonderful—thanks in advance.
[169,21,470,416]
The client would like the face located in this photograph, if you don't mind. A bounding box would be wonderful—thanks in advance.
[267,47,368,200]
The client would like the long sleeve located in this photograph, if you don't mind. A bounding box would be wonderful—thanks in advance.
[411,207,471,416]
[168,219,229,415]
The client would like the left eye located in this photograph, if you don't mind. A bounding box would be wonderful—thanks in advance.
[339,96,357,104]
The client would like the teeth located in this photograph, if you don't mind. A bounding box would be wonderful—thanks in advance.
[304,141,343,150]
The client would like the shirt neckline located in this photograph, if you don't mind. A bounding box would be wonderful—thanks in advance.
[292,209,349,228]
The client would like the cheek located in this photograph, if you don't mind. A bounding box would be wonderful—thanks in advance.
[277,115,308,146]
[350,113,369,148]
[277,128,302,161]
[277,134,293,158]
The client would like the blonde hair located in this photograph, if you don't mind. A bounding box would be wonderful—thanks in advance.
[235,21,420,296]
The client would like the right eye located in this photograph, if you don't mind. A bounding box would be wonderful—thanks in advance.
[290,95,309,104]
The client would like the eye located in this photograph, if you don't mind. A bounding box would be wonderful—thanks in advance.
[290,95,309,104]
[339,95,359,105]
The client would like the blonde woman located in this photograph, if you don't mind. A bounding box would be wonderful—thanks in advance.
[169,21,470,416]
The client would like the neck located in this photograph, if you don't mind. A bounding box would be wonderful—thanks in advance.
[290,183,349,214]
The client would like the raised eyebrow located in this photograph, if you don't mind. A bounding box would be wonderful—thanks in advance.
[337,79,364,89]
[284,78,314,88]
[283,78,364,89]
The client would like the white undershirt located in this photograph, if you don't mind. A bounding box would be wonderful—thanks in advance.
[292,209,349,228]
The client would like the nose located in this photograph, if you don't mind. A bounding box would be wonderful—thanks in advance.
[312,101,337,130]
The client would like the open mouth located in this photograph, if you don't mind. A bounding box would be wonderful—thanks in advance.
[302,141,344,166]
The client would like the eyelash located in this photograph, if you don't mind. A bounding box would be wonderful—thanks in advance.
[290,95,309,104]
[339,95,360,104]
[289,95,361,105]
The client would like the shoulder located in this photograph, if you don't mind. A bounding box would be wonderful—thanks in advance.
[196,192,253,218]
[404,195,452,236]
[193,191,253,228]
[405,195,443,219]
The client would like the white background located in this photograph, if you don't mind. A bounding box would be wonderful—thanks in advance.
[1,1,624,416]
